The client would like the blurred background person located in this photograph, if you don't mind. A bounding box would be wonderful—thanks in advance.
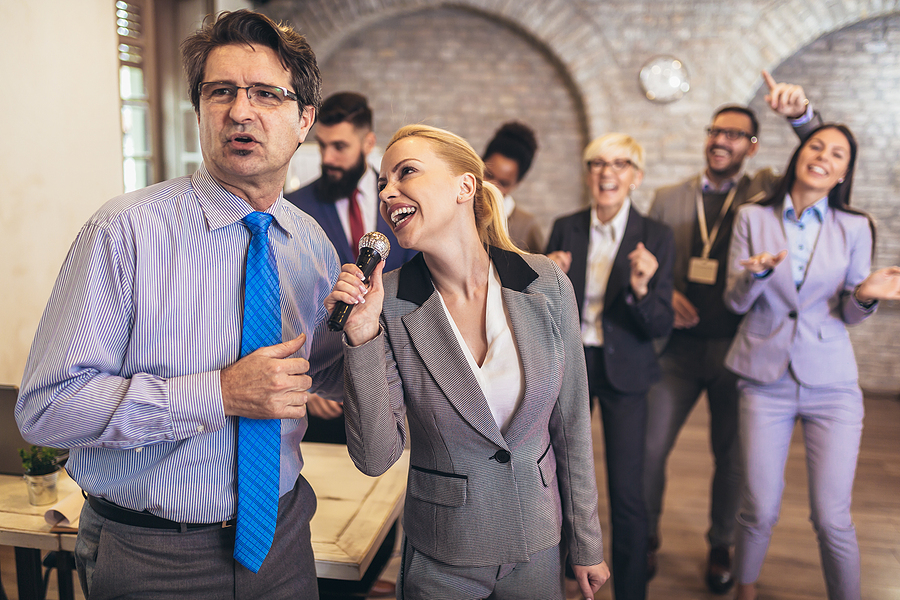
[284,90,412,598]
[546,133,674,600]
[723,123,900,600]
[327,124,609,599]
[483,121,546,253]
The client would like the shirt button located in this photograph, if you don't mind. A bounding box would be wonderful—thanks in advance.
[197,424,205,433]
[135,447,142,453]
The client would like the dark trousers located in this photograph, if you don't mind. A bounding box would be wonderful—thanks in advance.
[584,346,648,600]
[74,476,319,600]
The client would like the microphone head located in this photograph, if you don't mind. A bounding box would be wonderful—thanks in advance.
[359,231,391,260]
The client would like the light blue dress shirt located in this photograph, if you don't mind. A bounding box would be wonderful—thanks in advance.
[783,194,828,288]
[17,166,343,523]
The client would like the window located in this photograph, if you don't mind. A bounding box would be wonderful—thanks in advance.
[116,0,157,192]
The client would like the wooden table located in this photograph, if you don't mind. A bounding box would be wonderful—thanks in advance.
[0,470,80,600]
[2,442,408,597]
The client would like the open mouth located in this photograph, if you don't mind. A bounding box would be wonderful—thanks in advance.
[599,182,618,191]
[390,206,417,226]
[809,165,828,176]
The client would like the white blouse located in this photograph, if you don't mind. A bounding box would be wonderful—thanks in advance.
[435,262,525,434]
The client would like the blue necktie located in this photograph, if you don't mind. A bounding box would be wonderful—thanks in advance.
[234,212,282,573]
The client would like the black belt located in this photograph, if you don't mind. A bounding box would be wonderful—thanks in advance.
[86,494,235,531]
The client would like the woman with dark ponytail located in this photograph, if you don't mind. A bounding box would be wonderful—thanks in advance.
[483,121,546,253]
[724,123,900,600]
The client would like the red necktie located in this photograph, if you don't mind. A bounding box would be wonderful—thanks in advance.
[348,189,365,260]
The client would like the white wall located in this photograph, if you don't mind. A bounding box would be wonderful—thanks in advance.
[0,1,123,385]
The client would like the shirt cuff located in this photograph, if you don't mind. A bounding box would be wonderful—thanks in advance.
[168,371,228,439]
[753,269,773,279]
[790,104,814,126]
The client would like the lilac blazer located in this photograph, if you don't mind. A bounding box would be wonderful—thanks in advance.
[723,201,876,386]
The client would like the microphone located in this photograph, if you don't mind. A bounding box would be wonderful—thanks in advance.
[328,231,391,332]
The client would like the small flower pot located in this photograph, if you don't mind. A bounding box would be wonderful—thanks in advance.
[24,470,59,506]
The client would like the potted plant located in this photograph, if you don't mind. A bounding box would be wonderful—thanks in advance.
[19,445,61,505]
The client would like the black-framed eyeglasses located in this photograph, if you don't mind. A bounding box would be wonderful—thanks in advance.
[198,82,298,108]
[706,127,757,143]
[586,158,634,173]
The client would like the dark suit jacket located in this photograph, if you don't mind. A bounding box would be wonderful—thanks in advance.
[546,205,675,394]
[284,171,416,271]
[342,249,604,568]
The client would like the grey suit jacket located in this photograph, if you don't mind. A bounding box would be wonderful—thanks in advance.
[342,248,604,568]
[650,113,823,296]
[723,202,876,385]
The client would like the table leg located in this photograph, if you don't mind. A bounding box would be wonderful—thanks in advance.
[13,547,42,600]
[56,551,75,600]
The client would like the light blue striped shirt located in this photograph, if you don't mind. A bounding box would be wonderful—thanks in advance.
[17,166,344,523]
[783,194,828,288]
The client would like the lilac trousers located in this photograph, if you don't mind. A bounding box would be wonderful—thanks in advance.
[734,369,863,600]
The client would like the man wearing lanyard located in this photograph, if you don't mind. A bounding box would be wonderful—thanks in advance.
[642,71,822,594]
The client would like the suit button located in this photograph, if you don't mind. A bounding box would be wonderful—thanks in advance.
[788,310,798,319]
[492,450,511,464]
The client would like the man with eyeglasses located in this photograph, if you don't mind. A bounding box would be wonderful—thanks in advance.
[17,10,343,599]
[642,71,822,594]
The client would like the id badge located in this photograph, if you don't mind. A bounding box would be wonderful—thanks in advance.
[687,257,718,285]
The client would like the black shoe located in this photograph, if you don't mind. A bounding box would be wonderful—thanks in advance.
[646,535,660,581]
[705,546,734,594]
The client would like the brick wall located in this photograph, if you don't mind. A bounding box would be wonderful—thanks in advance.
[262,0,900,393]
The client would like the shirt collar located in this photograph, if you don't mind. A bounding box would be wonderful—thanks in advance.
[591,198,630,240]
[192,164,291,236]
[782,193,829,223]
[701,170,743,193]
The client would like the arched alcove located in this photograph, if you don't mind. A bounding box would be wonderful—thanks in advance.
[297,5,593,236]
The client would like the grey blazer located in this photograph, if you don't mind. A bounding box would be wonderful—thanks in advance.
[723,202,876,385]
[342,248,604,568]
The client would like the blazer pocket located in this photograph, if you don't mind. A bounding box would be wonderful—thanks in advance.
[818,321,849,341]
[741,314,776,337]
[537,444,557,488]
[408,465,468,508]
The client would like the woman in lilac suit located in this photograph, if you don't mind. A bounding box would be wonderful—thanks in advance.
[723,123,900,600]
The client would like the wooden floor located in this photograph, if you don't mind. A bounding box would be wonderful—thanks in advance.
[2,394,898,599]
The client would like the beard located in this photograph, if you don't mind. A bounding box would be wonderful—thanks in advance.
[316,152,368,203]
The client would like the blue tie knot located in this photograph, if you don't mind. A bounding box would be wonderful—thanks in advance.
[243,211,274,236]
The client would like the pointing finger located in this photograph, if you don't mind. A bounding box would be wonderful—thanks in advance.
[762,70,777,91]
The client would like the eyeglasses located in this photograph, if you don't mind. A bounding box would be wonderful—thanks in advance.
[706,127,757,143]
[198,82,298,108]
[586,158,634,173]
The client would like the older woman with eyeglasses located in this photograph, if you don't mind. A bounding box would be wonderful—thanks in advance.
[546,133,675,600]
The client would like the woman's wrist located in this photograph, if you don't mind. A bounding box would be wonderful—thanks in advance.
[854,284,878,308]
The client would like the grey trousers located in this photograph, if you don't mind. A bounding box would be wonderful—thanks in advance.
[399,537,565,600]
[643,333,741,548]
[74,475,319,600]
[734,370,863,600]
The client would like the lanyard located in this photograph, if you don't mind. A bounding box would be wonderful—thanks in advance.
[696,186,737,259]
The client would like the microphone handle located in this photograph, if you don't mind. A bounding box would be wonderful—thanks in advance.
[327,247,383,332]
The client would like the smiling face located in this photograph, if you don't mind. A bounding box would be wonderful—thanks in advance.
[378,136,468,251]
[704,111,758,182]
[197,43,314,206]
[587,152,643,223]
[793,127,851,197]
